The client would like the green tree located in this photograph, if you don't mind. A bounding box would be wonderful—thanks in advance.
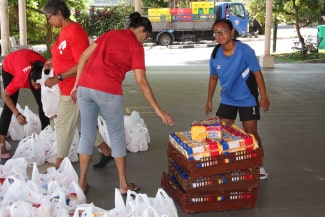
[7,0,88,52]
[142,0,167,8]
[247,0,325,50]
[75,4,134,37]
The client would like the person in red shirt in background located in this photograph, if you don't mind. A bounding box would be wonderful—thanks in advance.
[42,0,112,170]
[0,49,50,159]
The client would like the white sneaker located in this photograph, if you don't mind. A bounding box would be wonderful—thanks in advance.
[259,166,268,180]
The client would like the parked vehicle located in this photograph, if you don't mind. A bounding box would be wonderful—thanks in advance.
[148,2,250,46]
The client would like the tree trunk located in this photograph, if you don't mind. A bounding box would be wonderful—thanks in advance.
[45,22,53,54]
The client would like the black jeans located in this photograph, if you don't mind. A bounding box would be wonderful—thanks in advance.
[0,68,50,136]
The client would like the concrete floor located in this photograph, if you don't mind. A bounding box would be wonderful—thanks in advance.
[1,63,325,217]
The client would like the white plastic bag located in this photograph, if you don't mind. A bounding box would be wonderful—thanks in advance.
[56,157,79,185]
[23,105,42,137]
[141,206,160,217]
[8,200,33,217]
[7,104,42,140]
[125,125,149,152]
[97,115,110,146]
[38,125,57,164]
[12,133,45,166]
[37,68,61,118]
[152,188,178,217]
[126,191,151,217]
[125,189,178,217]
[124,111,150,152]
[2,178,44,206]
[72,203,108,217]
[0,157,29,181]
[7,103,25,141]
[107,188,128,217]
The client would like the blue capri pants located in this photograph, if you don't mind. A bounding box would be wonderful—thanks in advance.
[77,86,126,157]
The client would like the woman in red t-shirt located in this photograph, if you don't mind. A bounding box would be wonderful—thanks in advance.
[42,0,112,171]
[72,12,174,194]
[0,49,50,159]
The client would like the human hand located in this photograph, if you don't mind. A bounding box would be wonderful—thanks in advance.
[205,101,213,116]
[16,113,27,125]
[44,77,59,88]
[70,87,78,104]
[259,96,270,112]
[159,111,174,126]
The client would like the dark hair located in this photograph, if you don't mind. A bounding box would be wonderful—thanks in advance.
[128,12,152,34]
[43,0,71,18]
[29,61,44,83]
[212,18,234,31]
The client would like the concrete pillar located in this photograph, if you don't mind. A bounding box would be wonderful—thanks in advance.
[0,0,10,56]
[19,0,27,46]
[259,0,274,68]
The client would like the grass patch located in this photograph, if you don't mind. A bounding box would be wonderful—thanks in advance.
[272,49,325,63]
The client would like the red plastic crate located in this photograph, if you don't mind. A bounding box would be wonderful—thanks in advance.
[167,143,263,178]
[161,172,257,213]
[168,161,259,192]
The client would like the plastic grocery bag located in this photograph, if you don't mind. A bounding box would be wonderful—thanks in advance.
[37,68,61,118]
[107,188,128,217]
[141,206,160,217]
[7,198,52,217]
[7,103,25,141]
[97,115,110,146]
[72,203,109,217]
[0,207,9,217]
[0,157,29,181]
[56,157,79,185]
[12,133,45,166]
[23,105,42,137]
[38,125,57,164]
[125,188,178,217]
[38,125,79,164]
[2,178,44,207]
[124,111,150,152]
[8,200,34,217]
[6,104,42,140]
[125,191,151,217]
[152,188,178,217]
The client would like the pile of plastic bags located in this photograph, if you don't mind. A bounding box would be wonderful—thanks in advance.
[0,157,178,217]
[0,157,85,216]
[12,125,79,166]
[73,188,178,217]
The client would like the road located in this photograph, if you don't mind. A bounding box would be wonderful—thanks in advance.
[144,39,290,67]
[144,25,319,67]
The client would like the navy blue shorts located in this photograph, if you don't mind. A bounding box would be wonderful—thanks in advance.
[216,103,260,121]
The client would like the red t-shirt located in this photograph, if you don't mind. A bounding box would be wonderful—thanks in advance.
[2,49,46,95]
[51,22,89,96]
[78,29,145,95]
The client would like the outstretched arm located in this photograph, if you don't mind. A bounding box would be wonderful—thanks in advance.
[133,69,174,126]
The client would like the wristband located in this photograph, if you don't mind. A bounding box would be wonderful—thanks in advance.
[16,113,22,118]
